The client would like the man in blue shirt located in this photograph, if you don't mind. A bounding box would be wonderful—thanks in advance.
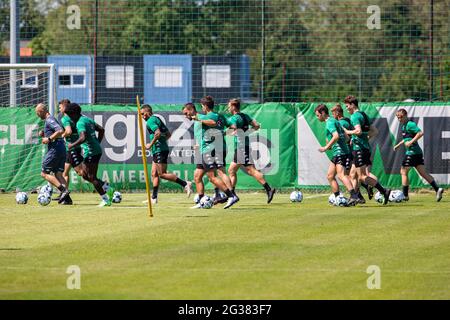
[35,103,71,204]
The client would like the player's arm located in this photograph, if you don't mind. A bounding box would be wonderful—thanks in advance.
[42,121,64,145]
[344,124,362,136]
[250,119,261,131]
[62,126,72,138]
[94,123,105,143]
[192,114,216,127]
[393,140,405,151]
[319,131,339,153]
[146,128,161,150]
[405,131,423,148]
[68,131,86,149]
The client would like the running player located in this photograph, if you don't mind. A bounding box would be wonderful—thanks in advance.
[140,104,192,204]
[227,98,276,204]
[315,104,359,205]
[331,103,374,201]
[35,103,71,204]
[393,108,443,201]
[343,95,391,205]
[57,99,84,203]
[182,99,238,209]
[64,103,113,207]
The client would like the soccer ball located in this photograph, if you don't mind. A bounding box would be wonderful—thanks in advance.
[335,195,349,207]
[39,184,53,196]
[37,193,51,206]
[199,195,213,209]
[328,194,336,206]
[290,191,303,202]
[374,191,384,204]
[112,191,122,203]
[389,190,405,203]
[16,192,28,204]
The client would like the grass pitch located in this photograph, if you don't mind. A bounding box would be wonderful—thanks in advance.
[0,191,449,299]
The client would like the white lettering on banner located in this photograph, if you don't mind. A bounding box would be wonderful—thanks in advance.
[9,125,24,145]
[113,170,125,183]
[139,170,146,183]
[104,114,135,162]
[129,170,136,183]
[102,170,110,183]
[297,113,330,185]
[0,125,7,146]
[25,124,39,145]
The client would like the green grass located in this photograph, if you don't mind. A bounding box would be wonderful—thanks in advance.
[0,191,449,299]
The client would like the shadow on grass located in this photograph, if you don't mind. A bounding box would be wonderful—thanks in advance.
[0,248,23,251]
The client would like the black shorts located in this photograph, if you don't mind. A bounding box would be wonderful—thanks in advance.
[42,148,66,174]
[66,148,84,167]
[233,146,253,167]
[402,154,424,167]
[331,154,352,172]
[352,148,372,168]
[197,149,226,171]
[84,153,102,164]
[153,151,169,164]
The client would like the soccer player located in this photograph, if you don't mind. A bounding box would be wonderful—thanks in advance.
[343,95,391,205]
[182,99,238,209]
[140,104,192,204]
[331,103,375,201]
[64,103,113,207]
[58,99,84,200]
[35,103,71,204]
[227,98,276,204]
[393,109,443,201]
[315,104,359,205]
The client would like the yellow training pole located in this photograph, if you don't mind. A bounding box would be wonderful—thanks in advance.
[136,96,153,218]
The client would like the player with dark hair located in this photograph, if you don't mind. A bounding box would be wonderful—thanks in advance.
[65,103,113,207]
[315,104,359,205]
[331,103,374,201]
[140,104,192,204]
[35,103,71,204]
[343,95,391,205]
[57,99,84,203]
[394,108,443,201]
[182,99,238,209]
[227,98,276,204]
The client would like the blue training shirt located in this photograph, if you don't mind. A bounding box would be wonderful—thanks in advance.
[44,115,65,150]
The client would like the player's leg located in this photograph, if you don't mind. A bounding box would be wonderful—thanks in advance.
[157,155,192,197]
[415,164,443,201]
[228,162,240,190]
[400,166,411,201]
[151,162,160,203]
[63,162,71,190]
[191,167,206,209]
[335,163,359,205]
[350,163,364,203]
[246,164,276,204]
[360,165,375,200]
[205,169,237,209]
[327,162,340,196]
[41,150,70,203]
[83,155,111,206]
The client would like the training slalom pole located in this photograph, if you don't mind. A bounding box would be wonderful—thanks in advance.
[136,96,153,218]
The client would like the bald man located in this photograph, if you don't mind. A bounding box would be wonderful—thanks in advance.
[35,103,71,204]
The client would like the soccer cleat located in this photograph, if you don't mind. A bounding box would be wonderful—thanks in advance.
[106,186,115,203]
[436,188,444,202]
[357,194,366,204]
[58,190,70,204]
[184,181,193,198]
[213,195,228,206]
[383,189,391,205]
[97,199,112,207]
[151,198,158,205]
[223,196,239,209]
[190,203,202,209]
[267,188,276,204]
[403,196,409,202]
[60,195,73,205]
[367,185,374,200]
[347,197,358,206]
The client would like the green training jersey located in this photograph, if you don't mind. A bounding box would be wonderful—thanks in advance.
[193,112,222,154]
[350,111,370,151]
[60,115,81,151]
[146,115,169,155]
[401,120,423,155]
[76,116,102,157]
[326,117,350,157]
[227,112,254,148]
